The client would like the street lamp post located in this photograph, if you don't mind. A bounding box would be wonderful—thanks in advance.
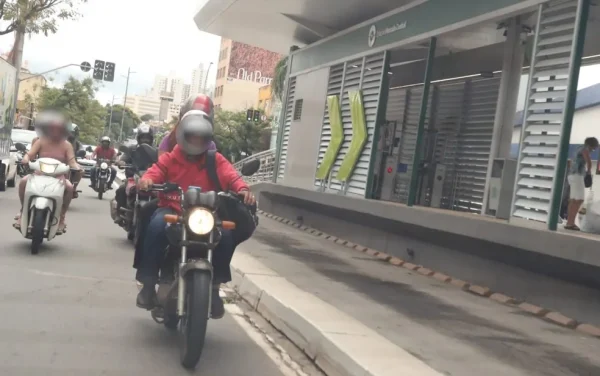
[107,95,120,136]
[119,67,136,143]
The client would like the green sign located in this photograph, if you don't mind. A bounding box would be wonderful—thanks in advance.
[315,95,344,180]
[290,0,532,75]
[337,90,367,182]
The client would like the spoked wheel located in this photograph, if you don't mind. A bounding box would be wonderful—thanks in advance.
[30,209,46,255]
[179,271,211,369]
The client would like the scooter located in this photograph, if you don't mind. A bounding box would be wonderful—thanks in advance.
[14,143,86,255]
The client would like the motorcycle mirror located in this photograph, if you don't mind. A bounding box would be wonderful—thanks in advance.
[75,149,86,158]
[14,142,26,152]
[241,159,260,176]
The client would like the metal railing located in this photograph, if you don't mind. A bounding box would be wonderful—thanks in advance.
[233,148,276,184]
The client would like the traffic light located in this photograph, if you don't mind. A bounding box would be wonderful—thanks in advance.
[253,110,261,122]
[246,109,253,122]
[93,60,105,80]
[104,62,116,82]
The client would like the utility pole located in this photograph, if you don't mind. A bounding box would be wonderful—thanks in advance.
[10,23,26,127]
[107,95,116,136]
[119,67,135,143]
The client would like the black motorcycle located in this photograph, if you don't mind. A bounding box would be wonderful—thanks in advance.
[113,144,159,242]
[146,159,260,369]
[92,158,111,199]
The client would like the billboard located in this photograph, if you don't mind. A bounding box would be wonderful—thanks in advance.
[228,41,282,85]
[0,57,16,159]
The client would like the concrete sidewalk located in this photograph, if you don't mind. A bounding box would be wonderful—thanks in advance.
[233,215,600,376]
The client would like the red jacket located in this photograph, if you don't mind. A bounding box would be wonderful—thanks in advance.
[142,145,248,212]
[95,146,116,160]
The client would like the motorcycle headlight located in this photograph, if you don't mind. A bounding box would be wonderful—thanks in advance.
[100,162,108,169]
[39,162,58,174]
[187,208,215,235]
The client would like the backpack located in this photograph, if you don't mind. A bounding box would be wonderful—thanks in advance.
[203,149,257,244]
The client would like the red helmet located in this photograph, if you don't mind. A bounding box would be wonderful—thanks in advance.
[180,94,214,124]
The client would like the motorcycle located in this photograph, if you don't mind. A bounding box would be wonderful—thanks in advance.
[92,158,112,200]
[111,144,159,242]
[13,142,86,254]
[146,158,260,369]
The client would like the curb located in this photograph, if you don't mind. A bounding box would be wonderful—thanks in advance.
[230,253,444,376]
[256,209,600,339]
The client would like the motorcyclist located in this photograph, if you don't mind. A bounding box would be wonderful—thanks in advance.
[135,109,256,318]
[159,94,217,156]
[113,125,155,221]
[90,136,118,189]
[14,110,81,232]
[66,123,83,198]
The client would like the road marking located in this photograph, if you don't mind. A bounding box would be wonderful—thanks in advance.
[28,269,133,284]
[226,304,310,376]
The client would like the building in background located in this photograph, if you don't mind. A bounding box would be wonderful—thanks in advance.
[17,67,46,120]
[124,95,161,120]
[190,64,206,95]
[213,38,282,111]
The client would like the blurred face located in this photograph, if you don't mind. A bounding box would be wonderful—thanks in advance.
[47,123,65,140]
[185,134,206,147]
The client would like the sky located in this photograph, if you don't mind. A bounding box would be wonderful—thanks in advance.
[0,0,221,106]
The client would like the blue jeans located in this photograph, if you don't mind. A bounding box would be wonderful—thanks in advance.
[135,207,236,285]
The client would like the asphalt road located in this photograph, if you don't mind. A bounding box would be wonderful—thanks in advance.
[0,180,287,376]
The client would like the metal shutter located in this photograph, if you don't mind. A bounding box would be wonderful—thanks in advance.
[315,52,386,196]
[276,76,296,182]
[315,63,344,189]
[453,77,501,212]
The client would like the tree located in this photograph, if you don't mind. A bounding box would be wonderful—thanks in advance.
[140,113,154,122]
[37,76,105,144]
[270,56,288,101]
[104,104,141,142]
[213,109,271,161]
[0,0,86,36]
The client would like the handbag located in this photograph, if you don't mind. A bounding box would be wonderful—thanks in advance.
[585,173,593,188]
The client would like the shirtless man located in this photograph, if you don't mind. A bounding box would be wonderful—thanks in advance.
[15,110,81,233]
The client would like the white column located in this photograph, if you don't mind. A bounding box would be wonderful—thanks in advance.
[481,17,525,215]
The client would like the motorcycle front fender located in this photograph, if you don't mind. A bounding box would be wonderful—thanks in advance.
[31,197,53,211]
[180,260,213,278]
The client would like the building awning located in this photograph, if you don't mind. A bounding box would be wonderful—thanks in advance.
[194,0,415,54]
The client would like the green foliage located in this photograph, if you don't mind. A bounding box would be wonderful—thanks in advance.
[104,104,141,142]
[140,113,154,122]
[37,76,105,144]
[270,56,288,101]
[213,109,271,161]
[0,0,87,36]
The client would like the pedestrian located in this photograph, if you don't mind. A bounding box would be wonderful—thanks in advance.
[565,137,599,231]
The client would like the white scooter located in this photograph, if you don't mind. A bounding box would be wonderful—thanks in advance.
[14,143,85,254]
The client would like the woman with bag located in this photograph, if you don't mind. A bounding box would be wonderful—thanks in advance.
[565,137,599,231]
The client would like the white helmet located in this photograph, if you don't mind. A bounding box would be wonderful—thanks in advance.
[100,136,111,145]
[175,110,214,156]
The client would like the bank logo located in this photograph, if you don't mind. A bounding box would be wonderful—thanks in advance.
[368,25,377,48]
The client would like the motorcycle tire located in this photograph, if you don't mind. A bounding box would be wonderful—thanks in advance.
[98,180,105,200]
[180,271,211,369]
[30,209,46,255]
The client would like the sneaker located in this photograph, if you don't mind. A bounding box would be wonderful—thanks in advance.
[210,285,225,319]
[136,285,158,310]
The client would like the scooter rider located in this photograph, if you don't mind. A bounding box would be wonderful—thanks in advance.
[135,109,256,318]
[90,136,118,189]
[113,125,155,220]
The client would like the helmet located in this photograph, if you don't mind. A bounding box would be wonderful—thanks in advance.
[35,110,68,140]
[179,94,214,124]
[175,110,214,156]
[136,124,154,145]
[67,123,79,142]
[100,136,111,146]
